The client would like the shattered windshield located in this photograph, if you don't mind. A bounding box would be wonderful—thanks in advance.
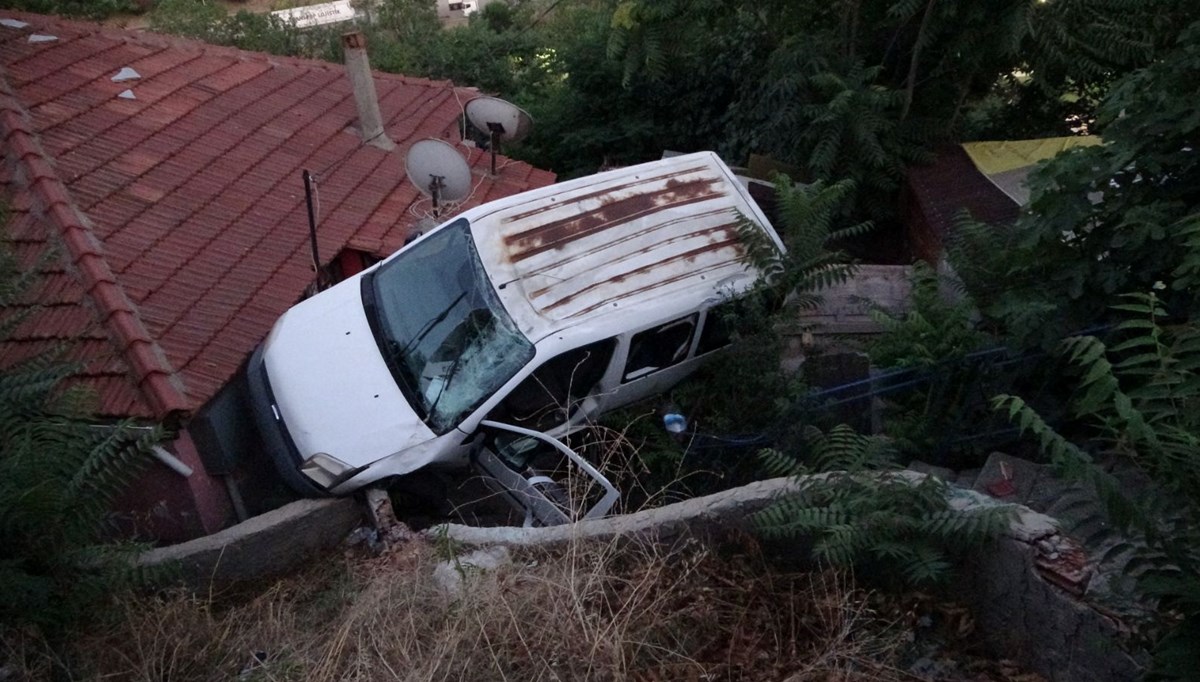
[366,219,534,434]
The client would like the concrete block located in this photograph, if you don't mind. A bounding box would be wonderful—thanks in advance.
[429,477,802,549]
[974,451,1043,502]
[138,497,362,590]
[907,460,955,482]
[798,264,913,335]
[432,546,512,596]
[956,536,1146,681]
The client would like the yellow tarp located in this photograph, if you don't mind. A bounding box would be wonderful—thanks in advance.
[961,136,1101,176]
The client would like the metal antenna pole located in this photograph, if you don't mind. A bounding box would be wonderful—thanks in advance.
[303,169,319,271]
[487,121,506,176]
[430,175,445,217]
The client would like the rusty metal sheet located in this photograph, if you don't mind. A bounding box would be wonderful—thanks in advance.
[471,153,779,338]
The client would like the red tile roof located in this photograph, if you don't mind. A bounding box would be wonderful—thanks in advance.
[0,12,556,419]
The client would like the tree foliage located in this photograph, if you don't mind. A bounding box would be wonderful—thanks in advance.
[144,0,1200,190]
[953,20,1200,347]
[150,0,341,59]
[1,0,141,20]
[0,235,166,633]
[994,294,1200,678]
[600,0,1195,221]
[755,425,1012,586]
[864,262,998,457]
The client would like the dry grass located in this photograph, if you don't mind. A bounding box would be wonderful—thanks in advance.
[3,536,910,681]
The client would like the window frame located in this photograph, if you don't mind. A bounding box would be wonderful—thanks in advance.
[620,314,700,384]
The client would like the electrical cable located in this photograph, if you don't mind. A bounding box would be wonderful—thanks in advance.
[666,322,1120,456]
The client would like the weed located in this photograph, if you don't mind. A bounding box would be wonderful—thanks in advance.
[9,536,913,681]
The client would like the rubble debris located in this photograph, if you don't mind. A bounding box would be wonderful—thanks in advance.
[432,546,512,596]
[1033,535,1093,596]
[362,487,417,552]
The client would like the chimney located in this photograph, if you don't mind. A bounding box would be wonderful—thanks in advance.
[342,31,395,151]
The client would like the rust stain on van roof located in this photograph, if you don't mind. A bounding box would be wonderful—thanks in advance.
[485,153,777,327]
[540,234,745,316]
[502,176,724,263]
[500,165,709,224]
[527,221,743,300]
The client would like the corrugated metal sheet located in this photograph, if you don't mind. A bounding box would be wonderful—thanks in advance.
[904,146,1019,263]
[478,154,773,330]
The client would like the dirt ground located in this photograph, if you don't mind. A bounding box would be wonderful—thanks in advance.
[1,537,1050,681]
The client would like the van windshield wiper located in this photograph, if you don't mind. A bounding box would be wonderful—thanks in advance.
[424,351,464,428]
[397,290,468,360]
[423,308,492,428]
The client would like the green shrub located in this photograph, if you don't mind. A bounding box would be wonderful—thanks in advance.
[995,293,1200,678]
[3,0,141,20]
[866,262,996,458]
[0,237,166,634]
[754,425,1012,587]
[149,0,342,60]
[955,22,1200,348]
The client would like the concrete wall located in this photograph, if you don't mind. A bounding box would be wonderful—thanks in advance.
[432,475,1146,682]
[797,264,913,336]
[112,430,234,544]
[138,498,362,589]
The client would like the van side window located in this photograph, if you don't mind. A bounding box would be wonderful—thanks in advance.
[490,339,616,430]
[695,304,733,356]
[622,315,698,382]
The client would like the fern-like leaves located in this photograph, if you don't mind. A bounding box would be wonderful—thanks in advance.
[0,238,166,633]
[754,425,1012,586]
[994,291,1200,677]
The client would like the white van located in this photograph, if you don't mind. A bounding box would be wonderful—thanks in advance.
[248,152,783,524]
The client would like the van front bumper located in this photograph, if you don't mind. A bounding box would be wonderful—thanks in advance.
[246,344,333,497]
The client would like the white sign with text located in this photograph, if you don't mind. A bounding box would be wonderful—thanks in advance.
[271,0,357,29]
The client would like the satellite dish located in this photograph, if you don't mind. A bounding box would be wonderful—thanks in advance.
[405,139,472,218]
[465,96,533,176]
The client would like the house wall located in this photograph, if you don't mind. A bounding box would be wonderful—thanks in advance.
[111,431,234,543]
[901,183,942,264]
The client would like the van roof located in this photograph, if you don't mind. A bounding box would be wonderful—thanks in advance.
[466,152,783,341]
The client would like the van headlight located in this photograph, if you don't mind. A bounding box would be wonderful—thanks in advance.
[300,452,354,488]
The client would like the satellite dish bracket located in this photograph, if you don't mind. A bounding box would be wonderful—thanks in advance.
[466,97,532,178]
[428,174,446,216]
[486,122,506,176]
[405,138,472,221]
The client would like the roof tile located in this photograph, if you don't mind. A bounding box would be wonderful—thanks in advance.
[1,11,554,420]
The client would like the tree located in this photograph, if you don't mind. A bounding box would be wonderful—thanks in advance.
[0,232,165,634]
[954,20,1200,346]
[995,294,1200,679]
[1,0,141,20]
[602,0,1194,223]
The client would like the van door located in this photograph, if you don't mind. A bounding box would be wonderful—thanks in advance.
[470,420,620,527]
[485,338,617,432]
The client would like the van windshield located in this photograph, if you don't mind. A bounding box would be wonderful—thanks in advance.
[365,219,534,434]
